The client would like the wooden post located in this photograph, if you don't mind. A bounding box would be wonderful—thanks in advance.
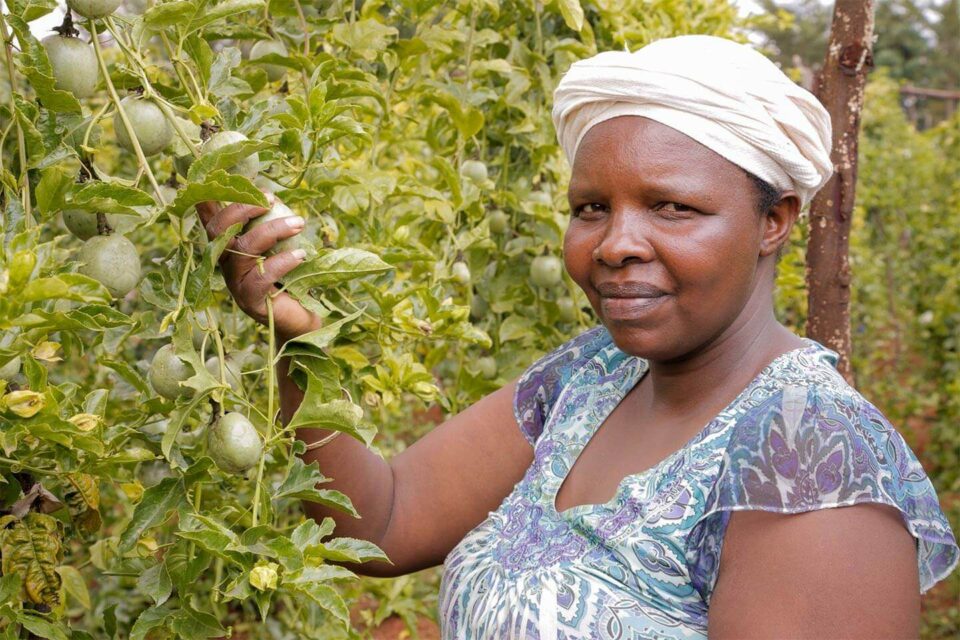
[805,0,875,383]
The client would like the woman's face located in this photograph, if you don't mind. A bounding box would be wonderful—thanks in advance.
[563,116,783,361]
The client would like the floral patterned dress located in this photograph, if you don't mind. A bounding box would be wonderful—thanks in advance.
[438,326,959,639]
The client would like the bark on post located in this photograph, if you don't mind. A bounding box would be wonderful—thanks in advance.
[805,0,875,383]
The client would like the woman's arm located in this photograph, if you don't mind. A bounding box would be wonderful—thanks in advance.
[708,504,920,638]
[197,197,535,577]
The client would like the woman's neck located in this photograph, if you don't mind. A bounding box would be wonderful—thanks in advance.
[642,304,804,414]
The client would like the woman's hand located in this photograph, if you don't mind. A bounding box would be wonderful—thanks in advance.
[195,196,322,342]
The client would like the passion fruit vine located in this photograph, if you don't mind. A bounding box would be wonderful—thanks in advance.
[530,254,563,288]
[66,0,123,18]
[62,209,119,240]
[249,40,288,82]
[207,413,263,474]
[201,130,260,180]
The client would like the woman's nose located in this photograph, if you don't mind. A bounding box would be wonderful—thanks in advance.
[592,211,656,267]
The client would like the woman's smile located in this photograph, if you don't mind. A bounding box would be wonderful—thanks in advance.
[600,294,670,322]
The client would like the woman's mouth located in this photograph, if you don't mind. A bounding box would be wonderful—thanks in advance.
[600,295,668,321]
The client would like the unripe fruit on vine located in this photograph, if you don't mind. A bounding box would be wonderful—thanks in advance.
[476,356,497,379]
[460,160,488,184]
[67,0,123,18]
[191,310,213,350]
[530,255,563,288]
[243,200,314,257]
[62,209,118,240]
[42,35,98,99]
[0,356,20,380]
[205,356,242,391]
[114,96,173,157]
[149,344,194,401]
[529,191,552,207]
[249,40,288,82]
[488,209,509,234]
[451,261,471,285]
[78,234,141,298]
[207,413,262,474]
[201,130,259,180]
[470,295,488,320]
[557,297,577,322]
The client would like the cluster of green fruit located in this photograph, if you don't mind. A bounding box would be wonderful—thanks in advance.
[42,2,305,474]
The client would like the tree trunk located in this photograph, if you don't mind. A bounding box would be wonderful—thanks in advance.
[805,0,875,383]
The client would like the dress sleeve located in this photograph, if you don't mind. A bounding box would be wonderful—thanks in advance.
[513,325,610,446]
[687,383,959,601]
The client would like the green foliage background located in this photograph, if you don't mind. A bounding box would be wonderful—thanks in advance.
[0,0,956,638]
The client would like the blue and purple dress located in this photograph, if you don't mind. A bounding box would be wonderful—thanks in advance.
[438,326,959,639]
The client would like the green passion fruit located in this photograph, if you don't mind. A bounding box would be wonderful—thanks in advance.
[451,261,471,285]
[67,0,123,18]
[114,96,173,157]
[42,35,98,99]
[557,297,577,322]
[62,209,118,240]
[242,201,314,258]
[249,40,288,82]
[488,209,510,234]
[201,130,259,180]
[476,356,497,380]
[460,160,488,184]
[205,355,242,391]
[530,255,563,288]
[207,412,263,474]
[149,344,194,401]
[78,234,141,298]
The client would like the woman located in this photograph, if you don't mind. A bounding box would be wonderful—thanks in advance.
[197,36,958,639]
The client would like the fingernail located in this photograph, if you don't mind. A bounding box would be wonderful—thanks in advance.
[265,192,277,204]
[292,249,307,260]
[286,216,305,229]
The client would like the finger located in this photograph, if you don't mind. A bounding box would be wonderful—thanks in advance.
[243,248,309,292]
[232,216,305,258]
[194,200,221,227]
[205,199,274,239]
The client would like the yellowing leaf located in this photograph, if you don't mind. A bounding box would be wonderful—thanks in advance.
[30,341,61,362]
[0,512,63,607]
[2,390,45,418]
[556,0,584,31]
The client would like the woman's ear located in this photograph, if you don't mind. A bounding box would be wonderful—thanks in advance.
[760,192,801,257]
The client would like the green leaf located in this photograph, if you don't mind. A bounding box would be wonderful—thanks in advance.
[282,248,393,296]
[187,139,270,183]
[287,395,369,445]
[286,582,350,629]
[331,19,399,61]
[4,0,57,22]
[57,565,91,609]
[143,0,195,29]
[119,478,187,552]
[169,606,226,640]
[129,605,171,640]
[70,182,155,216]
[188,0,264,32]
[272,457,359,517]
[21,274,110,304]
[15,612,68,640]
[136,562,172,606]
[306,536,389,565]
[279,310,362,356]
[164,170,267,218]
[556,0,585,31]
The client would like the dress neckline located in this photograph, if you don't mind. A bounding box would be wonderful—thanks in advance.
[548,335,830,519]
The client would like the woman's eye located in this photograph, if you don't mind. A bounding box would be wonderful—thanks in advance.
[657,202,696,215]
[572,203,604,217]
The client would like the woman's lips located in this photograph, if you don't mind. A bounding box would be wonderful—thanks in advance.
[600,295,668,321]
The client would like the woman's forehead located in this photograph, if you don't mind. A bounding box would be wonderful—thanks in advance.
[570,116,746,190]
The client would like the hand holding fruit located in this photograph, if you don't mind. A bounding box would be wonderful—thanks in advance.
[195,195,321,341]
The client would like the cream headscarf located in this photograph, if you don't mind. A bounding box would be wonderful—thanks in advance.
[552,35,834,208]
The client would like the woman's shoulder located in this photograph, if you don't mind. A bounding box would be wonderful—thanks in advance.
[711,339,959,592]
[513,325,614,446]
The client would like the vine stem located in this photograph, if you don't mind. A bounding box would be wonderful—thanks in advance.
[251,294,277,528]
[88,20,165,203]
[0,9,33,226]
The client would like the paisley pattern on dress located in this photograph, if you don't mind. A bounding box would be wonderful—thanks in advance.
[438,326,959,639]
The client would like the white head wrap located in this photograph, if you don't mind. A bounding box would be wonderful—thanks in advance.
[552,35,834,208]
